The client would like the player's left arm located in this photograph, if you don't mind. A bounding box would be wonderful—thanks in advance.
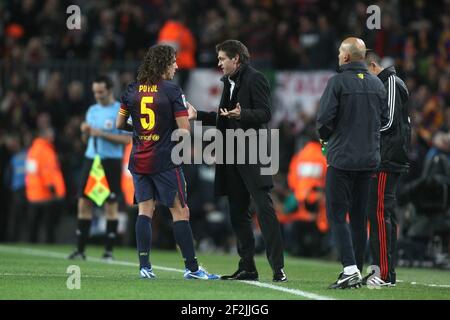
[116,83,135,132]
[170,85,191,132]
[116,113,133,132]
[176,116,190,131]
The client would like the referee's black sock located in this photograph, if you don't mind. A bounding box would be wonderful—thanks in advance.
[76,219,91,253]
[173,220,198,272]
[105,219,118,253]
[136,215,152,269]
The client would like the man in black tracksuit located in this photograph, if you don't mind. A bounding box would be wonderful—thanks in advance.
[365,52,410,286]
[317,38,389,289]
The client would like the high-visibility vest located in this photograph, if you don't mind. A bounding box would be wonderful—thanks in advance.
[158,20,196,69]
[284,141,329,233]
[25,137,66,203]
[121,143,134,206]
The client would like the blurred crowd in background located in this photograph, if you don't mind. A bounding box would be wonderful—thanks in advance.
[1,0,450,268]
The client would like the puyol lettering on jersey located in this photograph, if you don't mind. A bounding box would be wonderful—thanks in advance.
[121,80,188,175]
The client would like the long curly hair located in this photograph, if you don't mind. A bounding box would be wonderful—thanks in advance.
[137,45,176,84]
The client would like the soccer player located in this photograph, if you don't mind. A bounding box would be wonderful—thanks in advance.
[116,44,218,280]
[68,75,131,261]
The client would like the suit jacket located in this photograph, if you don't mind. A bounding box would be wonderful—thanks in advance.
[197,63,273,195]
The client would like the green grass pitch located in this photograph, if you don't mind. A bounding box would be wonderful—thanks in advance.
[0,244,449,300]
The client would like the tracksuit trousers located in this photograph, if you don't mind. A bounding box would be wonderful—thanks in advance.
[368,171,400,283]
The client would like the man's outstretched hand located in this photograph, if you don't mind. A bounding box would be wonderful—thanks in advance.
[220,103,241,119]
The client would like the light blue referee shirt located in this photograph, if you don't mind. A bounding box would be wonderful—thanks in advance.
[84,101,127,159]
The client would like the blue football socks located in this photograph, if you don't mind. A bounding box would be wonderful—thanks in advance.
[136,215,152,268]
[173,220,199,272]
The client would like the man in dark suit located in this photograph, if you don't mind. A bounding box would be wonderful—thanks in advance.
[187,40,286,282]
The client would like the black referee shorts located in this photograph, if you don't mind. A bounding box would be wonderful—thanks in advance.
[78,157,122,204]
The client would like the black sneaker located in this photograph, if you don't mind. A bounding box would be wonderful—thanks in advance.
[102,251,114,262]
[68,251,86,260]
[328,271,362,289]
[221,269,259,281]
[273,269,287,282]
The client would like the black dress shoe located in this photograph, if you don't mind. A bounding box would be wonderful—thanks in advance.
[221,269,259,281]
[273,269,287,282]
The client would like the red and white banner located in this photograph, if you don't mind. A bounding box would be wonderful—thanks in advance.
[273,71,334,118]
[185,69,223,113]
[185,69,335,122]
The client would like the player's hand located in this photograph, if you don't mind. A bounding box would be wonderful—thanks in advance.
[90,128,104,137]
[80,122,91,133]
[220,103,241,119]
[186,101,197,120]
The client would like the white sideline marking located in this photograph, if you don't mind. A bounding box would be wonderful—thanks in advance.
[0,245,335,300]
[399,280,450,288]
[0,273,105,278]
[0,246,183,273]
[241,280,335,300]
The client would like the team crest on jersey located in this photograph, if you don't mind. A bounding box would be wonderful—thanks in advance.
[104,119,113,130]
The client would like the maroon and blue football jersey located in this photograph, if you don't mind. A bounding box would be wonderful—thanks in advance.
[119,80,188,174]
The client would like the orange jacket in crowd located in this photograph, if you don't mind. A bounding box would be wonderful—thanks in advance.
[158,20,196,69]
[25,137,66,203]
[282,141,329,233]
[121,143,135,206]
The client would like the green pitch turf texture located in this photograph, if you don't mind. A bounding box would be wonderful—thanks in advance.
[0,244,449,300]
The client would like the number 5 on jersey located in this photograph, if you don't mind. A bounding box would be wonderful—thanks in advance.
[141,96,155,130]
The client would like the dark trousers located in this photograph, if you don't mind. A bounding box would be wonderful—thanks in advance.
[28,201,58,243]
[225,164,284,272]
[7,188,28,241]
[325,166,372,271]
[369,171,400,282]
